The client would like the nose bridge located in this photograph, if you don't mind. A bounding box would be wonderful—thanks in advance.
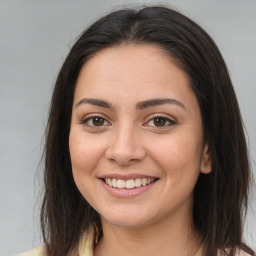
[105,121,145,165]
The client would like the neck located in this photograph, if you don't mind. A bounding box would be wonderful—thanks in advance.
[94,211,201,256]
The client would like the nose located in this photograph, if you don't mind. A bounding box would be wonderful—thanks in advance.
[105,124,146,166]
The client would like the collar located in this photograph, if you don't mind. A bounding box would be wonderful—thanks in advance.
[78,227,203,256]
[78,227,95,256]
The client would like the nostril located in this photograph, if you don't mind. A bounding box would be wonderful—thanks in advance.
[105,144,146,165]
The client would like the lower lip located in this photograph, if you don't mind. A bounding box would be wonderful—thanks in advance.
[100,179,158,198]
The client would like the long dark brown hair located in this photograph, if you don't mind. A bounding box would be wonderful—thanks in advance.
[41,5,255,256]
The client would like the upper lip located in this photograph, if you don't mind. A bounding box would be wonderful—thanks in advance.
[99,173,158,180]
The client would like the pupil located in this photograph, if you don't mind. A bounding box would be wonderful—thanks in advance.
[154,118,166,126]
[93,117,104,126]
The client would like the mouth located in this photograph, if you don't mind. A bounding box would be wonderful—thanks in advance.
[102,177,158,189]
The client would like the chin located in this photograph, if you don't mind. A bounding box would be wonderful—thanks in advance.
[100,209,153,228]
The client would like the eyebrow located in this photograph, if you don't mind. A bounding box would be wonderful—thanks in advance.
[75,98,186,110]
[136,98,186,110]
[75,98,114,109]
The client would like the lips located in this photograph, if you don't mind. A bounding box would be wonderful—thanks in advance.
[99,174,159,197]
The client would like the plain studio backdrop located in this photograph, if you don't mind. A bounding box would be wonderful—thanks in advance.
[0,0,255,255]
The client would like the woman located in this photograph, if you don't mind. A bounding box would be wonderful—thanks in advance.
[17,5,255,256]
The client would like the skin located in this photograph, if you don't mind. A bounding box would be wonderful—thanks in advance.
[69,44,211,256]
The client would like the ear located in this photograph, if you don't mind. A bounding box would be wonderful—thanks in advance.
[200,143,212,174]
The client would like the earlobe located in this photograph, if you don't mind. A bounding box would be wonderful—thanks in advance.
[200,144,212,174]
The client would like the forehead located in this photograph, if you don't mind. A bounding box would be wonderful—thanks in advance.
[83,43,183,74]
[74,44,191,99]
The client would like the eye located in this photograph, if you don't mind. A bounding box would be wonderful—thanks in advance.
[81,115,110,127]
[145,116,176,128]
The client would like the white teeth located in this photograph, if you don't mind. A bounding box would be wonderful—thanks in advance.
[135,178,141,187]
[125,179,135,189]
[104,177,156,189]
[142,178,147,186]
[106,178,112,186]
[112,178,117,188]
[117,179,126,188]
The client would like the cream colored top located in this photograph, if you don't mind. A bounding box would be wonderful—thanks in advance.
[16,244,202,256]
[16,230,251,256]
[15,228,94,256]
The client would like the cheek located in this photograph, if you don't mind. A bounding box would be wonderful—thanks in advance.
[69,130,104,173]
[147,131,203,179]
[69,130,105,203]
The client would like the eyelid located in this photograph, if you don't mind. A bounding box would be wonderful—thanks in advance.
[143,113,177,127]
[80,113,111,127]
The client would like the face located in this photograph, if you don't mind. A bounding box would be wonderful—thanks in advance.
[69,44,211,229]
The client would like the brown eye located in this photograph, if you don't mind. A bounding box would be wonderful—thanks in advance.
[82,116,109,127]
[153,117,167,127]
[145,116,176,128]
[92,117,105,126]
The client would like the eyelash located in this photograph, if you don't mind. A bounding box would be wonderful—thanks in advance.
[144,115,176,128]
[80,114,176,129]
[80,114,110,128]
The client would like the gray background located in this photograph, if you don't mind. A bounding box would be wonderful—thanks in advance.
[0,0,255,255]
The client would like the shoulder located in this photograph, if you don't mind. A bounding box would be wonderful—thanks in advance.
[235,250,254,256]
[15,245,46,256]
[232,248,255,256]
[218,248,255,256]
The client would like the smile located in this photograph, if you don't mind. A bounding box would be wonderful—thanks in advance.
[104,178,156,189]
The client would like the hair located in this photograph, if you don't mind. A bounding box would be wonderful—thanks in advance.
[41,5,255,256]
